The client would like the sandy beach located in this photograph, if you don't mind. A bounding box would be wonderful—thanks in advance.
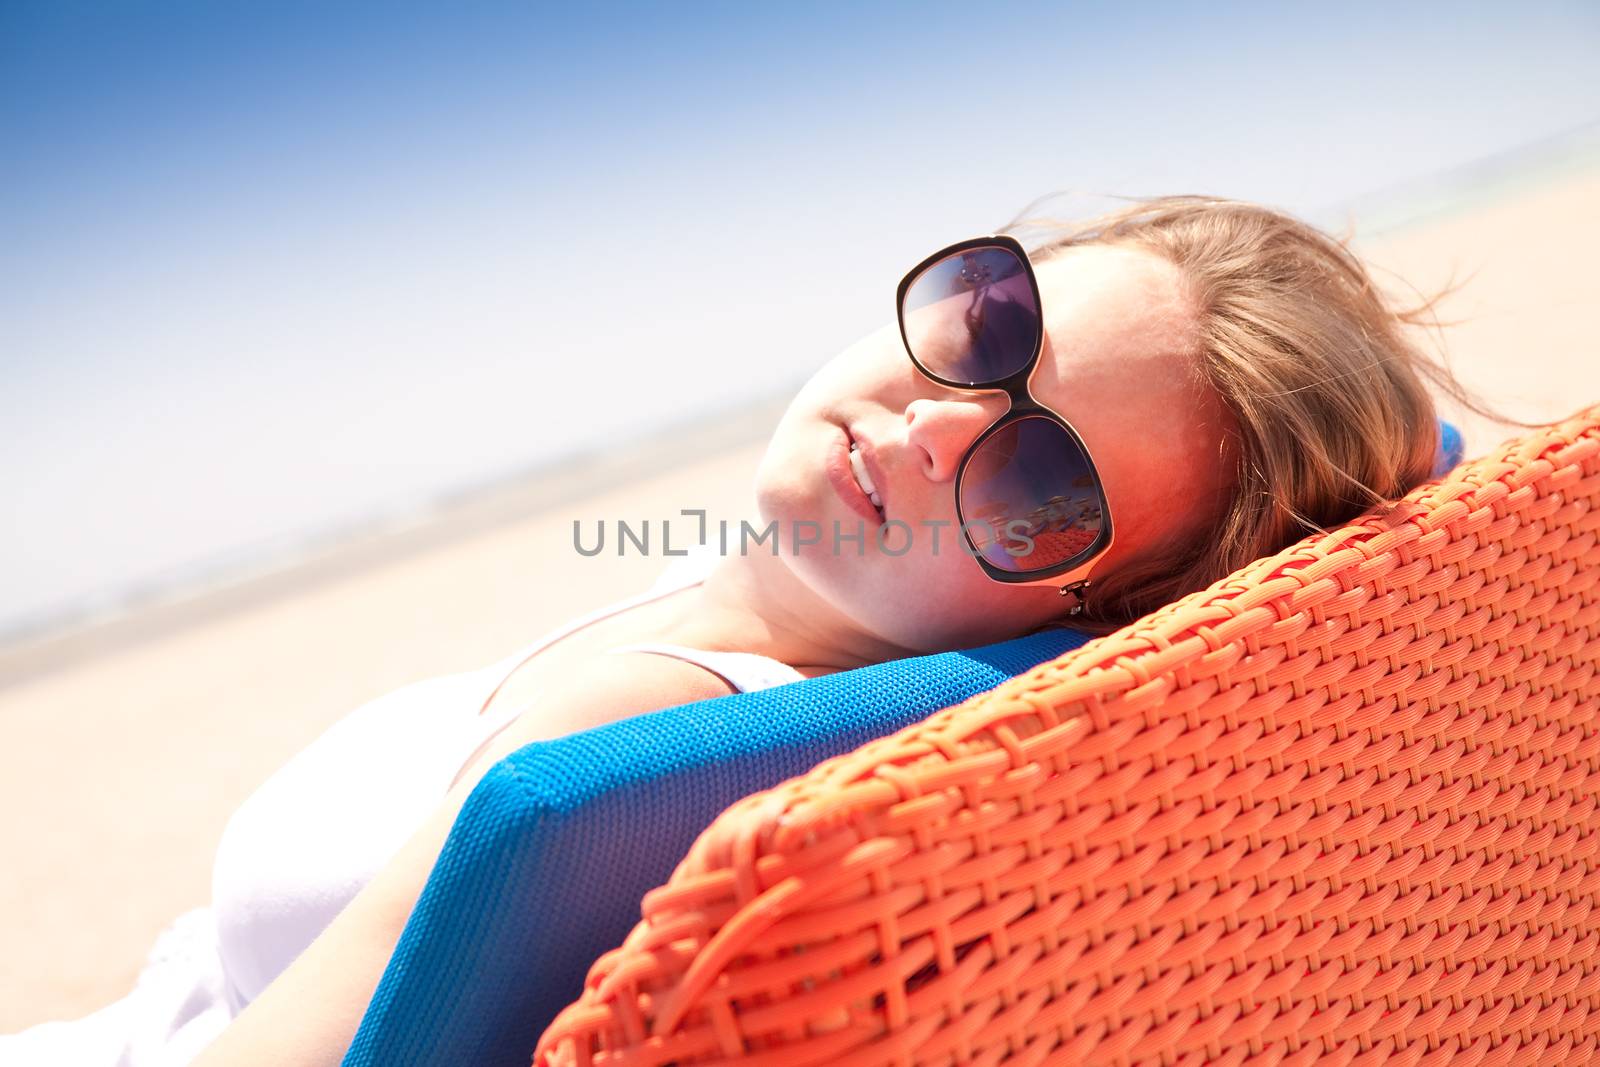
[4,146,1599,1032]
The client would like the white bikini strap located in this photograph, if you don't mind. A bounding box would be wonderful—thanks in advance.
[475,555,718,716]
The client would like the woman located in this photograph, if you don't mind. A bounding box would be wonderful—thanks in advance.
[4,195,1485,1065]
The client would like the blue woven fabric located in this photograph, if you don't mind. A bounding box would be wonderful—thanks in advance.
[1436,419,1464,477]
[341,627,1089,1067]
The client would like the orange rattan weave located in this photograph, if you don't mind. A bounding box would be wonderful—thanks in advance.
[535,406,1600,1067]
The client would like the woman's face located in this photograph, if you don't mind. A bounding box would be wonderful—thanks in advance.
[754,241,1234,652]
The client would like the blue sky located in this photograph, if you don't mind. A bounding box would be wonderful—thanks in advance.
[3,1,1599,636]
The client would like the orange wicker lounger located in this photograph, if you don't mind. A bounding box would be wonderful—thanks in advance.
[536,403,1600,1067]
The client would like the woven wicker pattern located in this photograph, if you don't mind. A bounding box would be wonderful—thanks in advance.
[535,406,1600,1067]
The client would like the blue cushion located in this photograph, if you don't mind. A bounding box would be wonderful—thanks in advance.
[1435,419,1464,477]
[341,627,1090,1067]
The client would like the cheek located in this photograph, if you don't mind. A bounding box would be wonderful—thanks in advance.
[802,326,907,406]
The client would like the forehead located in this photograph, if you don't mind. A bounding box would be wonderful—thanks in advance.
[1031,243,1197,364]
[1025,243,1229,561]
[1025,243,1201,404]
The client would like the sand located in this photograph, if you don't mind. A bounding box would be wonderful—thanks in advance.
[4,150,1598,1032]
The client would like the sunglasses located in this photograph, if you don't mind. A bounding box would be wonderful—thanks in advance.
[895,234,1114,594]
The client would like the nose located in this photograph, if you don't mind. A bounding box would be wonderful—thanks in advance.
[904,394,1009,482]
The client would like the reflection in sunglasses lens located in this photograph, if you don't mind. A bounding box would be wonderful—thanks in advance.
[901,246,1040,385]
[960,417,1104,573]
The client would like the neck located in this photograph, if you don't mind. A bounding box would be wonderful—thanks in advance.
[650,549,914,677]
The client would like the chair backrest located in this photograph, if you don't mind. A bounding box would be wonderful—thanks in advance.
[534,406,1600,1067]
[341,628,1091,1067]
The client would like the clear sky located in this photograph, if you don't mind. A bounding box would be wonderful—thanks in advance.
[4,1,1599,637]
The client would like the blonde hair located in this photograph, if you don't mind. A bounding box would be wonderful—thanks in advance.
[1005,194,1501,636]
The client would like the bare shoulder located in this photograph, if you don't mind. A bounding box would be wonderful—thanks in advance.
[452,650,737,790]
[525,649,739,737]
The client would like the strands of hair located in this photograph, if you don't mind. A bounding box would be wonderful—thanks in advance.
[1005,195,1528,635]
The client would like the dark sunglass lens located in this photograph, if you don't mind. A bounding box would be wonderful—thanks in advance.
[901,245,1039,385]
[959,417,1106,574]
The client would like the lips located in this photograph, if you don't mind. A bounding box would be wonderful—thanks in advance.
[827,425,885,524]
[848,427,890,516]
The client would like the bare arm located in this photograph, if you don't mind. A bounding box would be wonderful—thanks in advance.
[191,652,734,1067]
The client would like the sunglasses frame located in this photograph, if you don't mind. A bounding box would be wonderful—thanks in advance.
[895,233,1116,585]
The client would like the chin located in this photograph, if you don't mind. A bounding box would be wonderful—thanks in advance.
[751,472,808,538]
[753,418,803,486]
[753,425,831,525]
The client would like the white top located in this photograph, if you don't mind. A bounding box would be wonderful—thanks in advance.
[2,545,800,1065]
